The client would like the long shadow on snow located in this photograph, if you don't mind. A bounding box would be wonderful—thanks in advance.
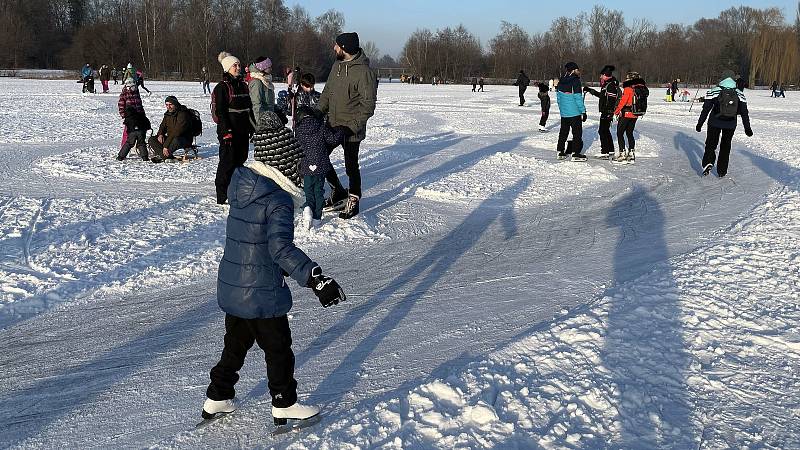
[673,131,705,175]
[0,217,222,328]
[740,150,800,191]
[304,177,531,405]
[360,136,525,217]
[601,184,691,448]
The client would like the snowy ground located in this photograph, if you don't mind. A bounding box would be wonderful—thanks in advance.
[0,78,798,449]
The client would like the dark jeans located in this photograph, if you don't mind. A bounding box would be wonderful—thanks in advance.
[518,86,527,105]
[147,135,192,158]
[207,314,297,408]
[557,116,583,154]
[215,134,250,204]
[599,116,614,154]
[303,174,325,220]
[203,81,211,95]
[703,127,736,176]
[617,117,637,151]
[118,130,148,160]
[325,140,362,198]
[539,109,549,127]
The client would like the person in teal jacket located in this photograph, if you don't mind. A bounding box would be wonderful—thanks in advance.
[556,61,587,161]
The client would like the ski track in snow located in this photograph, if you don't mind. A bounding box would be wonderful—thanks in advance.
[0,79,797,449]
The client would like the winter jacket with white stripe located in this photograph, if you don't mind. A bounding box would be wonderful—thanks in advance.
[697,77,752,131]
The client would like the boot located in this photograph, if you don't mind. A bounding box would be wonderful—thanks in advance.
[272,402,320,425]
[626,149,635,164]
[302,206,313,230]
[202,398,236,419]
[338,193,360,220]
[322,190,348,213]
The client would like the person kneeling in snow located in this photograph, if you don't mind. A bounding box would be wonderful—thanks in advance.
[148,96,193,162]
[202,159,347,425]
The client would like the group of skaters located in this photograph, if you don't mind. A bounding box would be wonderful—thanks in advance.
[81,62,151,95]
[518,62,752,174]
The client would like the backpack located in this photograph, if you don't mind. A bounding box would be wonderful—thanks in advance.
[187,108,202,136]
[631,85,649,116]
[716,87,739,119]
[210,81,233,124]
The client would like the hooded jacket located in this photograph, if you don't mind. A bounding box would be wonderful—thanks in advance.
[319,50,377,143]
[294,110,347,178]
[156,103,192,149]
[697,77,751,131]
[217,162,317,319]
[123,106,151,133]
[248,68,275,125]
[117,86,144,118]
[585,77,620,117]
[614,77,647,119]
[556,72,586,118]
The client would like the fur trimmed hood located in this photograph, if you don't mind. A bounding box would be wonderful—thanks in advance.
[242,160,304,208]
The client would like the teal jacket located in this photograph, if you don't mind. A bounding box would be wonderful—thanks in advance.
[556,73,586,118]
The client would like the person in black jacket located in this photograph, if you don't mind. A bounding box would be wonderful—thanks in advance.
[514,70,530,106]
[117,106,151,161]
[148,95,193,162]
[214,51,256,204]
[696,70,753,177]
[537,82,550,132]
[584,65,620,158]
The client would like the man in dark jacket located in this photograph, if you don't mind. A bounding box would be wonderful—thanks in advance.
[514,70,530,106]
[319,32,378,219]
[148,95,192,162]
[584,65,620,158]
[201,159,346,426]
[696,70,753,177]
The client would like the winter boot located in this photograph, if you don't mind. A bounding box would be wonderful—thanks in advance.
[557,152,567,160]
[272,402,320,425]
[322,190,348,213]
[302,206,313,230]
[538,125,548,133]
[202,398,236,419]
[702,164,713,176]
[339,193,360,220]
[626,149,635,164]
[571,153,587,162]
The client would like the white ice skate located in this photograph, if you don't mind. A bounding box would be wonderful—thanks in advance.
[538,125,548,133]
[202,398,236,420]
[272,402,320,425]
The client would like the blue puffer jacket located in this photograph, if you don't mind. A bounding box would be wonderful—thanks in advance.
[217,165,317,319]
[556,73,586,118]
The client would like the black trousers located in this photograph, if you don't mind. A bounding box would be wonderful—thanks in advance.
[557,116,583,154]
[148,135,191,158]
[702,127,736,176]
[540,109,549,127]
[325,140,362,198]
[118,130,148,160]
[215,134,250,204]
[598,116,614,154]
[207,314,297,408]
[518,86,527,105]
[617,117,637,151]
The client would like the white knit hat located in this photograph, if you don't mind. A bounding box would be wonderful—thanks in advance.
[218,51,240,73]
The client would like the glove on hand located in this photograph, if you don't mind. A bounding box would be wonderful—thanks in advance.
[695,124,702,133]
[745,128,753,137]
[581,113,587,122]
[307,266,346,307]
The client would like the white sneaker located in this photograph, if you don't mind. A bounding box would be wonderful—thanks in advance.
[302,206,313,230]
[202,398,236,419]
[272,403,320,425]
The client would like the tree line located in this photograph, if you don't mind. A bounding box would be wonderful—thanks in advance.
[1,1,798,85]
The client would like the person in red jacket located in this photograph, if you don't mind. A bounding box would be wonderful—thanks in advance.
[613,71,647,164]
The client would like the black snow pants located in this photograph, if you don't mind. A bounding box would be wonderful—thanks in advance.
[215,134,249,204]
[518,86,527,106]
[557,116,583,155]
[598,116,614,154]
[118,130,148,160]
[617,117,637,151]
[325,140,362,198]
[702,127,736,176]
[539,109,549,127]
[207,314,298,408]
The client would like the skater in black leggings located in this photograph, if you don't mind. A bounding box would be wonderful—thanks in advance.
[612,71,646,163]
[616,117,636,153]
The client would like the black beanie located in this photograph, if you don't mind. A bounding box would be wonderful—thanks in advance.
[164,95,180,106]
[600,65,615,76]
[336,32,360,54]
[564,62,579,71]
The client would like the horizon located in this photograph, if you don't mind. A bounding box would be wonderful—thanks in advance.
[292,0,799,59]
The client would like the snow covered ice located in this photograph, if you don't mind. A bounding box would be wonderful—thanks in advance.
[0,78,798,448]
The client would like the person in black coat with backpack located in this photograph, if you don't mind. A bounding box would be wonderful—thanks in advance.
[583,65,620,158]
[696,70,753,177]
[514,70,530,106]
[214,51,256,204]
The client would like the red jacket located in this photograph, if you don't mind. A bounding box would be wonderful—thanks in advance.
[614,77,646,119]
[117,87,144,118]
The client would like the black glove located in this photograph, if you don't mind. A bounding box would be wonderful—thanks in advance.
[307,266,346,307]
[695,124,702,133]
[581,113,587,122]
[745,128,753,137]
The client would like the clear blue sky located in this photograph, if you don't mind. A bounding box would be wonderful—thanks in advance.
[291,0,798,58]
